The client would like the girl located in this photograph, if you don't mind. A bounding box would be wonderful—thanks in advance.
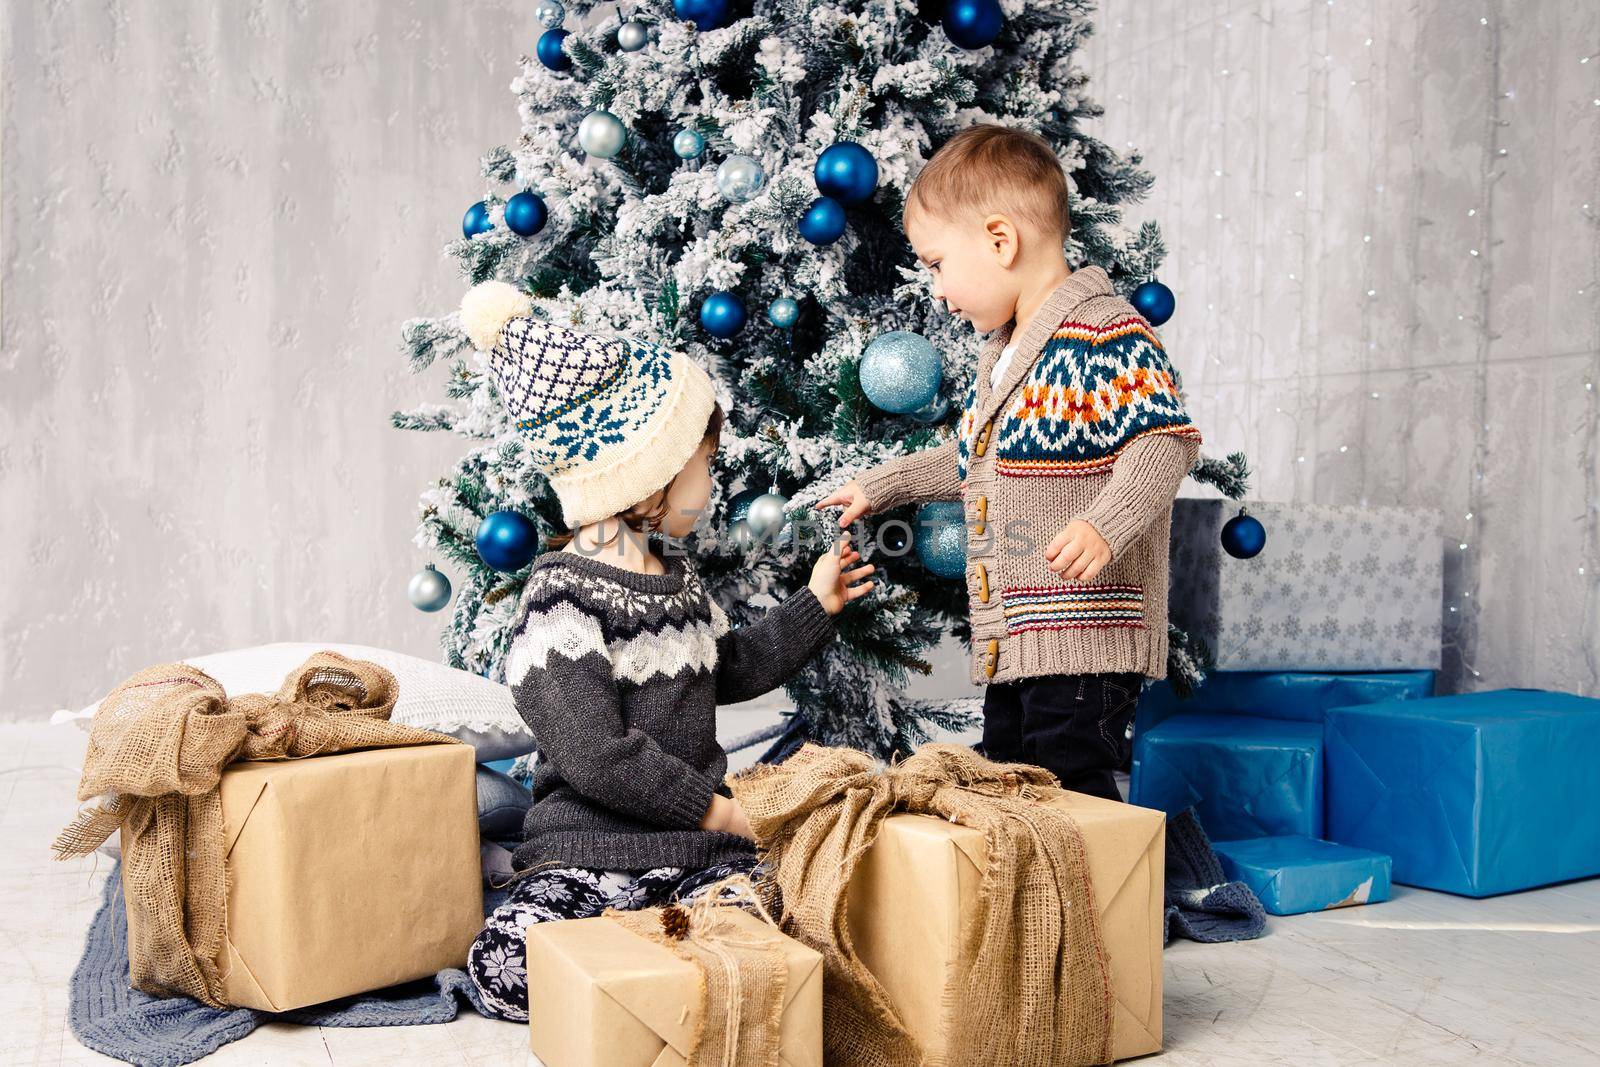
[456,282,875,1022]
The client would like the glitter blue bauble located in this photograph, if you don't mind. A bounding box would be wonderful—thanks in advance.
[910,393,950,424]
[798,196,847,245]
[716,155,766,203]
[536,0,565,28]
[916,501,967,578]
[407,564,453,612]
[942,0,1003,49]
[860,331,943,414]
[767,296,800,328]
[674,0,731,31]
[673,128,705,158]
[1131,280,1176,326]
[1221,510,1267,559]
[700,290,747,338]
[813,142,879,205]
[616,20,649,51]
[536,28,571,71]
[503,191,548,237]
[726,487,765,526]
[577,110,627,158]
[475,511,539,572]
[462,200,493,238]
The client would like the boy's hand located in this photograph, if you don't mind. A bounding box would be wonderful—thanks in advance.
[1045,519,1112,581]
[808,530,876,615]
[814,480,874,529]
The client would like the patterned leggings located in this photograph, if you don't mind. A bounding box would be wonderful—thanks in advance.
[467,854,764,1022]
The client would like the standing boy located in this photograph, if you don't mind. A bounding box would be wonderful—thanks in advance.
[815,124,1202,801]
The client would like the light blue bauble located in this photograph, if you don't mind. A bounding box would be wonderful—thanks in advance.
[716,154,766,203]
[407,564,453,612]
[535,0,565,27]
[767,296,799,328]
[577,110,627,159]
[699,290,747,338]
[797,196,847,245]
[616,20,649,50]
[672,128,705,158]
[915,501,967,578]
[860,330,943,414]
[910,393,950,423]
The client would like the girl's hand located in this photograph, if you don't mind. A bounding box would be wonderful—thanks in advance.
[700,793,755,840]
[808,530,876,615]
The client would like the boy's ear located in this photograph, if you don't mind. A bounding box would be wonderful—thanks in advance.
[983,213,1020,269]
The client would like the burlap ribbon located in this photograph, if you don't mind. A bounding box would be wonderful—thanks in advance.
[51,651,462,1008]
[606,873,790,1067]
[729,742,1115,1067]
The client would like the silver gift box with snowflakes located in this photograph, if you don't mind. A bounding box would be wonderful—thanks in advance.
[1166,500,1442,671]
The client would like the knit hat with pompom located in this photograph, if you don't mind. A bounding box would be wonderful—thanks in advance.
[459,281,717,530]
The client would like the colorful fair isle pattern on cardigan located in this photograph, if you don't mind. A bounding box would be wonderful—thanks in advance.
[957,315,1202,482]
[1001,583,1147,635]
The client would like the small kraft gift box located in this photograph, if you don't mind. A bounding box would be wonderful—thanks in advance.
[525,902,823,1067]
[845,788,1166,1062]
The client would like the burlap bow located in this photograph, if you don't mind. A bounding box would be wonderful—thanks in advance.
[729,742,1114,1067]
[52,651,461,1008]
[606,873,791,1067]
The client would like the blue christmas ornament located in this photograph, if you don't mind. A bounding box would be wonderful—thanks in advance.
[673,128,705,159]
[673,0,731,31]
[1221,509,1267,559]
[860,331,943,414]
[1131,280,1176,326]
[475,511,539,572]
[616,20,649,50]
[462,200,493,238]
[916,501,967,578]
[910,393,950,423]
[578,110,627,158]
[535,0,565,28]
[726,487,766,527]
[798,196,848,245]
[503,191,548,237]
[716,155,766,203]
[813,142,879,205]
[407,564,453,612]
[942,0,1003,49]
[700,290,747,338]
[767,296,800,328]
[536,28,571,71]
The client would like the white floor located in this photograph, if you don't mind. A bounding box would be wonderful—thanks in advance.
[8,718,1600,1066]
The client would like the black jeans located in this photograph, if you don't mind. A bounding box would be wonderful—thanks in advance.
[980,671,1145,801]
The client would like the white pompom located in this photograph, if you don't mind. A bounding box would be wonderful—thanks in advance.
[460,281,533,352]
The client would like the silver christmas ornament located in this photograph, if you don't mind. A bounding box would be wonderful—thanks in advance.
[536,0,565,27]
[715,154,766,203]
[745,490,789,537]
[407,564,453,612]
[577,110,627,159]
[672,128,705,159]
[617,20,649,50]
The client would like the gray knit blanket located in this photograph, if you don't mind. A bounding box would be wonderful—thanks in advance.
[69,863,508,1067]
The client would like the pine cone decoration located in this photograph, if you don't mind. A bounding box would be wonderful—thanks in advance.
[659,903,691,941]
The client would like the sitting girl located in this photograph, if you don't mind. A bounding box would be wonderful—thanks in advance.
[456,282,875,1022]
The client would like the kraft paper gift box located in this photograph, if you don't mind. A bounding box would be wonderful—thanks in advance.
[1130,712,1324,841]
[1212,835,1392,916]
[844,790,1165,1062]
[214,744,483,1011]
[526,907,823,1067]
[1326,688,1600,897]
[1134,668,1436,735]
[1166,499,1443,672]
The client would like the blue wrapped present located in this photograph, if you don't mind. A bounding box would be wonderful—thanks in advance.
[1136,669,1435,734]
[1326,688,1600,897]
[1213,835,1392,915]
[1130,712,1324,841]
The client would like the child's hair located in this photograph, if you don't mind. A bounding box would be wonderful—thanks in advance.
[542,402,726,551]
[904,123,1072,242]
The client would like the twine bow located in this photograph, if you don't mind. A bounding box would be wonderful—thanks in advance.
[52,652,461,1007]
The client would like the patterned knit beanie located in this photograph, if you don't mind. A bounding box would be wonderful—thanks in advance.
[460,281,717,529]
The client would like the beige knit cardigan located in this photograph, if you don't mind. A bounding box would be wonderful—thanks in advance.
[857,266,1203,685]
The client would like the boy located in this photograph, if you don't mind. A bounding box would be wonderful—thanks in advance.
[815,123,1203,802]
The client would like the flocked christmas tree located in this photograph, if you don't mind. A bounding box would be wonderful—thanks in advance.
[393,0,1250,763]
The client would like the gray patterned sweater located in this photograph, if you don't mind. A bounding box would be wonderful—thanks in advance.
[504,538,837,873]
